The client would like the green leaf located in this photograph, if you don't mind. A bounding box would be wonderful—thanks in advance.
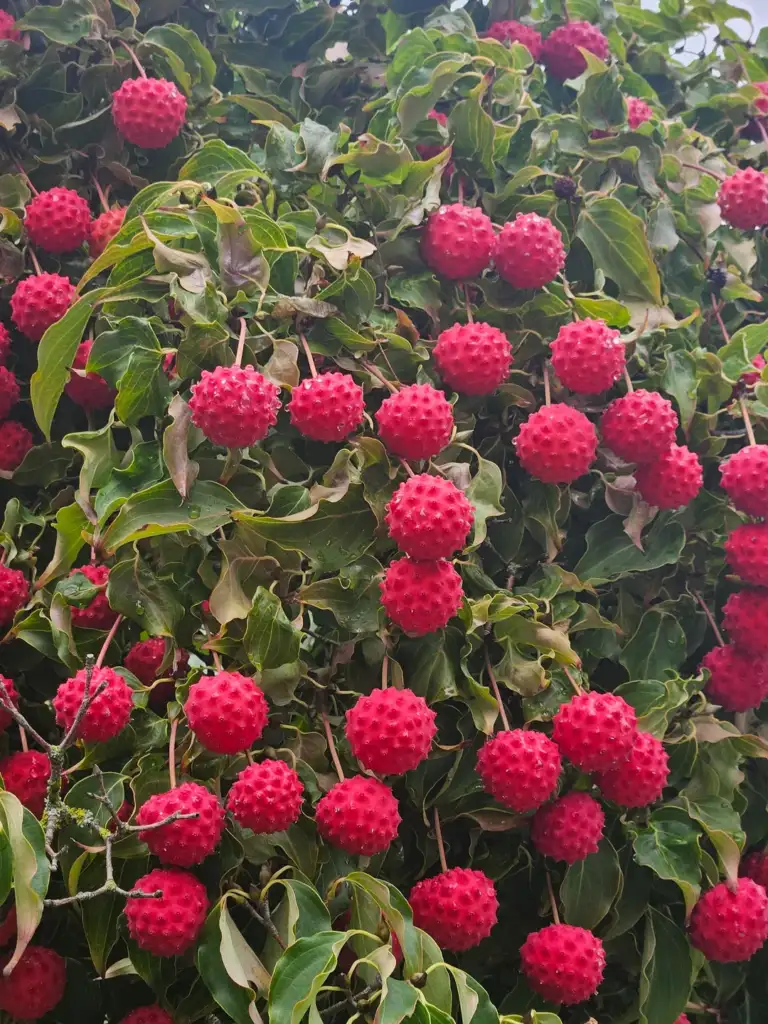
[633,813,701,914]
[638,908,692,1024]
[466,456,504,550]
[620,609,687,681]
[661,350,698,432]
[574,515,686,584]
[449,93,495,177]
[245,587,302,672]
[178,139,267,189]
[36,503,89,588]
[576,197,663,304]
[578,65,626,130]
[561,838,621,929]
[681,795,744,883]
[88,318,171,426]
[197,901,267,1024]
[16,0,95,43]
[299,557,383,634]
[268,931,348,1024]
[378,977,420,1024]
[107,555,185,635]
[0,792,50,972]
[717,321,768,383]
[262,878,331,948]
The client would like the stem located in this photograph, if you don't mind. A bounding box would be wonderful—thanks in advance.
[235,317,247,367]
[545,871,561,925]
[679,160,726,181]
[740,396,757,446]
[381,654,389,690]
[457,177,465,204]
[543,363,551,406]
[433,808,448,873]
[694,591,725,646]
[91,175,110,214]
[168,717,178,789]
[119,41,147,77]
[362,360,398,393]
[300,332,318,379]
[711,294,730,342]
[242,897,286,950]
[463,283,474,324]
[212,652,223,671]
[484,649,510,731]
[0,679,50,751]
[95,614,122,669]
[15,161,38,196]
[28,248,42,276]
[321,711,345,782]
[399,459,415,478]
[622,366,634,393]
[18,726,27,753]
[563,666,583,695]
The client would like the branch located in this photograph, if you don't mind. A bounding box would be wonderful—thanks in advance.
[242,896,286,949]
[0,679,51,753]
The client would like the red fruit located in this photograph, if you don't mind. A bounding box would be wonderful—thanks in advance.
[755,82,768,115]
[227,758,304,833]
[375,383,454,461]
[627,96,654,129]
[723,589,768,654]
[484,20,542,58]
[420,204,495,280]
[65,340,115,411]
[185,671,269,754]
[742,851,768,889]
[137,781,225,867]
[0,12,20,41]
[721,444,768,517]
[675,1017,691,1024]
[0,421,32,472]
[24,187,91,253]
[415,110,453,169]
[11,272,76,342]
[385,473,473,559]
[69,564,118,630]
[541,21,610,80]
[0,946,65,1020]
[120,1006,174,1024]
[0,907,17,947]
[288,372,364,441]
[0,675,19,732]
[0,751,51,817]
[718,168,768,230]
[433,322,513,395]
[600,389,678,464]
[494,213,565,289]
[53,666,133,742]
[634,444,702,508]
[345,687,437,775]
[701,643,768,712]
[521,924,606,1004]
[112,77,187,149]
[531,792,605,863]
[594,731,669,807]
[0,324,11,366]
[742,353,766,387]
[553,691,637,772]
[550,319,625,394]
[315,775,400,855]
[0,367,19,420]
[125,637,189,686]
[409,868,498,951]
[0,565,28,625]
[89,207,126,258]
[515,403,598,484]
[380,557,463,635]
[189,364,280,448]
[477,730,561,812]
[125,868,209,956]
[690,877,768,962]
[725,522,768,586]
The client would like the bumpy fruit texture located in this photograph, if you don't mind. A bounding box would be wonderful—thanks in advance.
[375,384,454,461]
[600,389,678,464]
[227,759,304,833]
[541,21,610,80]
[65,340,115,411]
[520,924,606,1004]
[689,877,768,962]
[433,322,513,395]
[0,11,20,40]
[634,444,703,508]
[627,96,654,129]
[723,589,768,655]
[386,474,473,560]
[0,946,66,1020]
[594,731,669,807]
[69,563,118,629]
[120,1006,174,1024]
[550,318,625,394]
[553,691,637,772]
[380,557,463,634]
[288,372,364,441]
[718,168,768,230]
[112,77,188,149]
[0,751,51,817]
[484,20,542,58]
[89,207,126,258]
[185,671,268,754]
[0,366,19,421]
[315,775,400,855]
[0,565,28,625]
[531,792,605,863]
[721,444,768,517]
[494,213,565,289]
[11,272,76,342]
[477,729,561,812]
[0,324,11,366]
[125,868,209,956]
[701,643,768,712]
[409,867,498,951]
[742,851,768,889]
[345,687,436,775]
[516,403,598,484]
[137,782,225,866]
[125,637,189,686]
[0,421,32,472]
[0,675,18,732]
[725,523,768,586]
[54,666,134,742]
[25,187,91,253]
[190,365,281,448]
[420,204,495,280]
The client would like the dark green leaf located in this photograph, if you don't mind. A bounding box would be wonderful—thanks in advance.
[561,838,621,929]
[576,197,663,304]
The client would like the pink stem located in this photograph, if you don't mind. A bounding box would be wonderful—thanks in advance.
[95,614,122,669]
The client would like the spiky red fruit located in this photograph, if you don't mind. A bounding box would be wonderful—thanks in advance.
[521,924,606,1004]
[89,207,126,258]
[433,322,513,395]
[553,691,637,772]
[315,775,400,855]
[125,868,209,956]
[0,12,20,41]
[345,687,437,774]
[627,96,653,129]
[24,187,91,253]
[410,868,498,951]
[112,77,187,149]
[634,444,702,508]
[386,474,473,559]
[755,82,768,115]
[420,204,495,280]
[185,671,268,754]
[227,759,304,833]
[674,1017,691,1024]
[531,792,605,863]
[68,563,118,630]
[725,522,768,586]
[0,366,19,421]
[541,21,610,80]
[288,372,364,441]
[0,566,28,625]
[0,421,32,472]
[484,20,542,58]
[189,364,280,448]
[0,751,51,817]
[742,851,768,889]
[494,213,565,289]
[0,946,65,1020]
[136,781,225,866]
[718,168,768,230]
[380,557,463,635]
[376,383,454,461]
[0,324,11,366]
[723,589,768,654]
[701,643,768,712]
[65,341,115,411]
[721,444,768,517]
[516,403,598,484]
[550,319,625,394]
[0,675,18,732]
[11,272,76,342]
[594,731,669,807]
[477,730,562,812]
[54,666,133,742]
[120,1006,174,1024]
[600,389,678,464]
[690,878,768,962]
[125,638,189,686]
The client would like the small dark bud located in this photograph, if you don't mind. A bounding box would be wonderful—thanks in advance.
[707,266,728,290]
[553,176,577,199]
[409,973,428,989]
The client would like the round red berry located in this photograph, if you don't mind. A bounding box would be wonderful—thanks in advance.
[69,564,118,630]
[433,322,513,395]
[65,340,115,411]
[541,21,610,80]
[0,12,20,41]
[420,204,495,280]
[634,444,703,508]
[288,372,364,441]
[0,675,18,732]
[521,923,606,1004]
[718,168,768,230]
[742,851,768,889]
[11,272,76,342]
[0,367,19,421]
[553,691,637,772]
[600,389,678,464]
[594,731,669,807]
[380,557,463,635]
[185,671,268,754]
[119,1006,174,1024]
[674,1017,691,1024]
[0,566,28,625]
[410,868,498,951]
[54,666,133,742]
[125,638,188,686]
[0,421,32,472]
[477,730,562,812]
[725,522,768,586]
[531,792,605,863]
[24,187,91,253]
[484,20,542,58]
[189,364,280,448]
[723,589,768,654]
[690,877,768,962]
[550,318,625,394]
[386,473,473,559]
[0,324,11,366]
[516,403,598,484]
[89,207,126,258]
[346,687,436,775]
[627,96,654,129]
[112,77,187,149]
[137,781,225,867]
[0,751,51,817]
[375,383,454,461]
[0,946,65,1020]
[701,643,768,712]
[125,867,209,956]
[721,444,768,517]
[315,775,400,855]
[494,213,565,289]
[227,759,304,833]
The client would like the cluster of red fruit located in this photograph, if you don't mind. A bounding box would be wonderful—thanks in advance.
[483,19,609,82]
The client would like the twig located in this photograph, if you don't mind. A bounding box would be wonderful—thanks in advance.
[433,807,448,873]
[321,711,345,782]
[463,283,474,324]
[91,175,110,214]
[711,294,730,342]
[242,896,286,949]
[678,160,726,181]
[543,363,551,406]
[28,248,42,276]
[45,832,162,905]
[18,726,27,753]
[381,654,389,690]
[399,459,415,478]
[119,41,147,77]
[0,679,50,752]
[694,591,725,647]
[168,717,179,789]
[484,649,510,730]
[300,332,318,379]
[361,360,398,394]
[739,395,757,446]
[563,666,583,695]
[545,871,560,925]
[235,317,247,367]
[622,366,634,393]
[95,614,122,669]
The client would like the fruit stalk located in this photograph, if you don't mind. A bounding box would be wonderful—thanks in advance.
[545,871,561,925]
[484,649,510,730]
[321,709,345,781]
[433,807,448,873]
